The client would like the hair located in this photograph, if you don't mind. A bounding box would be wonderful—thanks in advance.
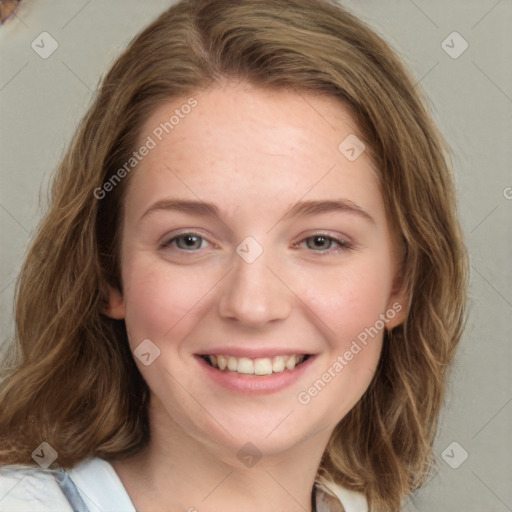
[0,0,468,510]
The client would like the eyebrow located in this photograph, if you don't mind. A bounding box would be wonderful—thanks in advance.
[139,198,375,225]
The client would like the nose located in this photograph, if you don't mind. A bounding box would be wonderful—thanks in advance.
[217,247,292,327]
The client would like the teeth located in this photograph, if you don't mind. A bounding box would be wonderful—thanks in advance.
[286,356,297,370]
[205,354,307,375]
[254,358,273,375]
[237,357,254,374]
[227,356,238,372]
[272,356,285,373]
[217,355,227,370]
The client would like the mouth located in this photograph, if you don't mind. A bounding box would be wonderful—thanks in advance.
[197,354,312,376]
[195,352,317,394]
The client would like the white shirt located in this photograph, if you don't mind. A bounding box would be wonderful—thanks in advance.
[0,457,368,512]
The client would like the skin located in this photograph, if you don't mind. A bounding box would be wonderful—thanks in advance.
[105,80,407,512]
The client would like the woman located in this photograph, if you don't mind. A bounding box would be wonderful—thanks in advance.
[0,1,468,510]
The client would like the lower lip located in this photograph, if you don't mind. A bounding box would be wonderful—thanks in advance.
[194,355,317,395]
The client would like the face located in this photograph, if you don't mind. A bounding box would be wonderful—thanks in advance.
[106,81,406,459]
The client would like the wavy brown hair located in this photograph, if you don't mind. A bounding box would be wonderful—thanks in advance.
[0,0,468,510]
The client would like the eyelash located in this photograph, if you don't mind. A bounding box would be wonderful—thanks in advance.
[160,232,353,256]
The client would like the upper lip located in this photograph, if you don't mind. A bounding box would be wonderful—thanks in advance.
[195,347,314,358]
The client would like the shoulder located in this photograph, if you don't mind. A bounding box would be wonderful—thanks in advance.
[66,457,136,511]
[0,464,72,511]
[317,479,368,512]
[0,457,135,512]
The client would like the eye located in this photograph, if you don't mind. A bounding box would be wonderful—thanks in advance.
[161,232,209,251]
[295,233,353,256]
[160,232,353,256]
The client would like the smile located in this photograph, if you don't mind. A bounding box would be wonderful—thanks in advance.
[200,354,311,375]
[195,352,317,394]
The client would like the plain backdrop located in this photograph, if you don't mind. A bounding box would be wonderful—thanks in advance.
[1,1,511,510]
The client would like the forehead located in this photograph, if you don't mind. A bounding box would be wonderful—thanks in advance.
[139,82,366,162]
[125,83,385,227]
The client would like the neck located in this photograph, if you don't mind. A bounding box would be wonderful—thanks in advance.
[112,398,334,512]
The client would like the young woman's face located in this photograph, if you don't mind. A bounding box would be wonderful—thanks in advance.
[107,81,406,458]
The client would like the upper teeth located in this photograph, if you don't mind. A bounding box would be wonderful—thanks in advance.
[207,355,306,375]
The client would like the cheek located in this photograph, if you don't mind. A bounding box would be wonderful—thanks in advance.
[296,265,389,416]
[293,257,392,413]
[121,254,217,347]
[299,258,392,349]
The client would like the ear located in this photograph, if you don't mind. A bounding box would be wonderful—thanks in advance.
[101,286,126,319]
[385,275,408,330]
[384,244,409,330]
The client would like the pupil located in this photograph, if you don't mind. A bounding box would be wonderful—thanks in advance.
[185,235,198,247]
[314,236,328,249]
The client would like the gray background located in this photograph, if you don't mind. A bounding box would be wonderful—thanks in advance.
[1,1,511,510]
